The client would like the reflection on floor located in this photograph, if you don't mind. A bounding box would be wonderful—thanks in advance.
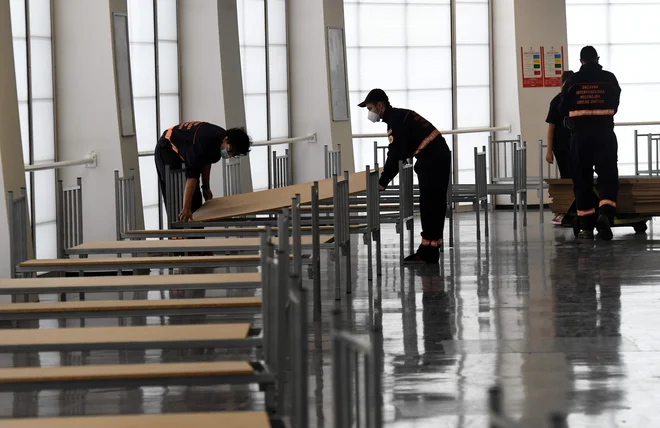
[3,210,660,427]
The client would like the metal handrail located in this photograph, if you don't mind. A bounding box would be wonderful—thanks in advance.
[615,121,660,127]
[25,152,97,172]
[352,124,511,139]
[137,133,318,157]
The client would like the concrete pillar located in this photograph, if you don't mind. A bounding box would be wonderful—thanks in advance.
[493,0,569,204]
[0,0,33,277]
[53,0,145,241]
[179,0,253,194]
[288,0,355,184]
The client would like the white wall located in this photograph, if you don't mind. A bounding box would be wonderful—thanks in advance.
[179,0,252,194]
[288,0,354,184]
[0,0,32,277]
[54,0,144,242]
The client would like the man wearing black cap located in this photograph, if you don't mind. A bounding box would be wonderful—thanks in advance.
[358,88,451,263]
[560,46,621,240]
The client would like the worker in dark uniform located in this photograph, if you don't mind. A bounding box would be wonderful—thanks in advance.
[358,89,451,264]
[155,121,251,222]
[560,46,621,240]
[546,70,574,226]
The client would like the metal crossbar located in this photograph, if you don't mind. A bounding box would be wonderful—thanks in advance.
[325,144,342,179]
[333,172,352,299]
[272,149,293,188]
[332,309,383,428]
[165,166,186,229]
[223,157,243,196]
[396,160,415,261]
[486,137,528,230]
[114,169,137,241]
[634,130,660,176]
[7,188,28,279]
[489,385,567,428]
[448,147,489,245]
[56,178,83,258]
[514,142,528,229]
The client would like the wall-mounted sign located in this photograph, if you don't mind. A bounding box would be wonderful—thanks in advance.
[521,47,543,88]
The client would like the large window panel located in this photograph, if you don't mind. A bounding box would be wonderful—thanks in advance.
[456,45,490,87]
[128,0,155,42]
[158,41,179,94]
[28,0,51,37]
[267,0,287,45]
[268,45,288,92]
[33,170,55,224]
[159,94,180,132]
[270,92,289,139]
[10,0,26,36]
[455,2,489,44]
[133,98,158,151]
[29,39,53,99]
[241,0,266,46]
[565,5,608,45]
[242,47,267,94]
[34,222,56,259]
[408,90,453,131]
[407,48,452,90]
[358,5,405,47]
[245,94,268,140]
[31,100,55,161]
[358,48,406,90]
[406,5,451,47]
[130,44,157,98]
[157,0,178,41]
[609,4,660,44]
[139,156,160,207]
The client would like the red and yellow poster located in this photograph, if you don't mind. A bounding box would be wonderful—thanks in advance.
[542,46,564,87]
[521,47,543,88]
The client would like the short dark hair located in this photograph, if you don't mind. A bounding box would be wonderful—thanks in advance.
[225,127,252,156]
[561,70,574,84]
[580,46,599,63]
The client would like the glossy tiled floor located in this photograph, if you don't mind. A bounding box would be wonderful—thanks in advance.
[3,210,660,427]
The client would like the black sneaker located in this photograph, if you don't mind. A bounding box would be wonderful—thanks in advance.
[577,229,594,240]
[403,253,426,264]
[596,215,613,241]
[403,247,439,264]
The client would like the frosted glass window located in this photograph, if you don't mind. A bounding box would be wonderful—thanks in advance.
[456,3,489,44]
[242,0,266,46]
[609,5,660,44]
[457,87,490,128]
[28,0,51,37]
[13,41,28,102]
[267,0,286,45]
[158,41,179,93]
[133,98,158,151]
[19,103,29,158]
[456,45,490,87]
[245,94,268,140]
[30,39,54,99]
[457,133,488,172]
[268,45,288,92]
[566,6,608,45]
[269,92,289,139]
[346,48,360,95]
[128,0,155,43]
[143,205,160,231]
[359,48,406,90]
[10,0,26,37]
[614,84,660,123]
[33,169,55,223]
[130,44,156,98]
[243,47,267,94]
[31,100,55,161]
[35,221,56,260]
[610,45,660,84]
[344,4,358,48]
[407,48,452,90]
[140,156,160,206]
[250,146,269,191]
[406,5,451,47]
[407,90,453,131]
[358,5,405,47]
[159,94,180,133]
[157,0,178,41]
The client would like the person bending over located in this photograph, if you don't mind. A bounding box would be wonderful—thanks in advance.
[155,121,251,222]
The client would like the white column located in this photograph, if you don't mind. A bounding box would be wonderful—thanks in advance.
[0,0,33,276]
[178,0,253,194]
[288,0,355,184]
[53,0,145,241]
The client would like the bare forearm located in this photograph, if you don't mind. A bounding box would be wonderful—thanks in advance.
[183,178,198,210]
[201,164,211,187]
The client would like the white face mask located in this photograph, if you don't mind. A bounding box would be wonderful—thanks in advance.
[367,110,380,123]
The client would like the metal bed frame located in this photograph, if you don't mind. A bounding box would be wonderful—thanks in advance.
[56,178,83,259]
[114,169,137,240]
[324,144,342,179]
[7,188,28,279]
[331,308,383,428]
[488,136,528,229]
[272,148,293,188]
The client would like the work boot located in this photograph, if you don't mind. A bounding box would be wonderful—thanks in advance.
[404,245,439,264]
[577,229,594,240]
[596,215,613,241]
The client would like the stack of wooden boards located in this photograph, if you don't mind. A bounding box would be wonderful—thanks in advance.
[546,176,660,215]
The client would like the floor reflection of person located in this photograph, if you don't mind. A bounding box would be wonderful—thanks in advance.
[550,244,623,415]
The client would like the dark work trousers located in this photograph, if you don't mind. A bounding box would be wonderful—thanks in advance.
[414,145,451,244]
[154,138,203,214]
[553,144,571,179]
[570,128,619,229]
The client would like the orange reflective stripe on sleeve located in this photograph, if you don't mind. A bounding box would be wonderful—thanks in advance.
[577,208,596,217]
[599,199,617,208]
[413,129,440,156]
[568,109,615,117]
[164,127,184,161]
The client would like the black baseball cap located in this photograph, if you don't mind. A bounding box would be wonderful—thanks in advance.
[357,88,389,108]
[580,46,599,62]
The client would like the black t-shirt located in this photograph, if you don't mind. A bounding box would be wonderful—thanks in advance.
[546,93,571,150]
[162,121,226,179]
